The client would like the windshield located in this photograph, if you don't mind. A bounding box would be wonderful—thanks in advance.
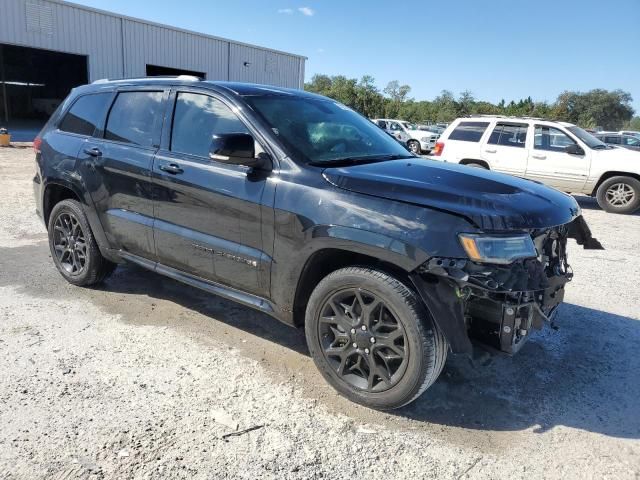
[243,95,412,164]
[567,126,608,149]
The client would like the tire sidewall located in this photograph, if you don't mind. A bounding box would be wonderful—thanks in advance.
[305,269,437,410]
[596,176,640,214]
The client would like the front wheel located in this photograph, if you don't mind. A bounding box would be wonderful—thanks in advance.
[596,176,640,214]
[407,140,421,155]
[305,267,447,410]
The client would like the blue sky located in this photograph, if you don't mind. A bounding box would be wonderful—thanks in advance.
[75,0,640,113]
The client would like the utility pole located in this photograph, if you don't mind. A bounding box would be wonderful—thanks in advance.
[0,45,8,124]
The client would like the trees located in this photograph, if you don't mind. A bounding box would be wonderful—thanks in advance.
[304,74,635,128]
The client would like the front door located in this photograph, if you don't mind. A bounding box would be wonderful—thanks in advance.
[481,122,528,175]
[526,125,590,192]
[152,90,271,297]
[81,89,166,260]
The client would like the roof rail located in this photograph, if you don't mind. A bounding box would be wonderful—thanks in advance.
[91,75,202,84]
[465,114,549,121]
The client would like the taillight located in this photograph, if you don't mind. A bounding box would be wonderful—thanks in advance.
[433,141,444,156]
[33,136,42,154]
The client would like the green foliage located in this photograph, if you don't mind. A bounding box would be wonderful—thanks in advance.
[623,116,640,131]
[304,74,635,129]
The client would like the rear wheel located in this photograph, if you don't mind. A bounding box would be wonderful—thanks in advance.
[407,140,421,155]
[48,199,116,286]
[305,267,447,410]
[596,176,640,214]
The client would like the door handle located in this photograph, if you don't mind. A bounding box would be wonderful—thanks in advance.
[532,154,547,160]
[159,163,184,175]
[83,147,102,157]
[484,149,497,154]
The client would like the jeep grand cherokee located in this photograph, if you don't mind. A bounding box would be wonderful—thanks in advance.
[33,77,602,410]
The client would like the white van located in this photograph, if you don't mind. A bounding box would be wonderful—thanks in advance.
[431,116,640,214]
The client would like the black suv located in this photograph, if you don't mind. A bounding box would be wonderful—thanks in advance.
[33,78,602,410]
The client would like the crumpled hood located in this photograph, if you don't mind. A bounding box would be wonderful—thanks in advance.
[323,158,581,230]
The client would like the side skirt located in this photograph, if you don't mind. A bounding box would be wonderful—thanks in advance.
[118,251,278,318]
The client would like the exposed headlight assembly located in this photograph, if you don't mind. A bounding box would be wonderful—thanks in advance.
[458,234,537,264]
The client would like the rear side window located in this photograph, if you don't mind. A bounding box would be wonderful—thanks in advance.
[170,92,249,158]
[488,123,527,148]
[58,93,112,136]
[448,121,489,142]
[105,91,164,147]
[605,136,621,144]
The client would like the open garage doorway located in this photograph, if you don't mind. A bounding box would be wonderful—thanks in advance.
[0,44,87,140]
[146,64,206,79]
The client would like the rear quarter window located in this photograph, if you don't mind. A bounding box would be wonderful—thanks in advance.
[58,93,112,136]
[448,121,489,142]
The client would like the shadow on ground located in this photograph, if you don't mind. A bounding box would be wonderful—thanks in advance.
[3,244,639,440]
[101,264,640,440]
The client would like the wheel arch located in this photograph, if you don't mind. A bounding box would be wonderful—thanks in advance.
[459,158,490,169]
[43,181,83,228]
[591,171,640,196]
[292,248,414,327]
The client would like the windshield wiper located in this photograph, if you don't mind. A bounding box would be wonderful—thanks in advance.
[310,153,414,167]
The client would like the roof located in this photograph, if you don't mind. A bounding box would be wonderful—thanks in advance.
[462,115,576,127]
[49,0,307,60]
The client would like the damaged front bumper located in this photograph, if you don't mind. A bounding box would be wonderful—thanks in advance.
[410,215,603,355]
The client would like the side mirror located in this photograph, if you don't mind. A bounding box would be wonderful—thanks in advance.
[209,133,266,169]
[565,144,585,156]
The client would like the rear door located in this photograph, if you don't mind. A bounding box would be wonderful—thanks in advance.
[80,88,167,260]
[151,88,271,297]
[526,125,590,191]
[481,122,529,175]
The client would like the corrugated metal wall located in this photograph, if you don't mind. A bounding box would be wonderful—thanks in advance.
[0,0,305,88]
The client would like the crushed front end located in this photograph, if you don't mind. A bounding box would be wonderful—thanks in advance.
[411,216,602,355]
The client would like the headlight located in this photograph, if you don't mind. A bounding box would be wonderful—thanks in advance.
[458,234,537,264]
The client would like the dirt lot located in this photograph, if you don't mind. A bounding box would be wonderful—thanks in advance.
[0,145,639,479]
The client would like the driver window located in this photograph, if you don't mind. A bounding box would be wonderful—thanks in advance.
[534,126,576,152]
[389,123,402,131]
[171,92,262,158]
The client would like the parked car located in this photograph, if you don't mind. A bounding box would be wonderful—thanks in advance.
[418,124,446,135]
[34,78,601,410]
[431,116,640,214]
[619,130,640,139]
[372,118,439,154]
[594,133,640,152]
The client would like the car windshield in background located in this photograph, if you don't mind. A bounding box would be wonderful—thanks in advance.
[567,126,608,149]
[244,95,412,164]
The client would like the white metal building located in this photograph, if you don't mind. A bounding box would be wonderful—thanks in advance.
[0,0,306,124]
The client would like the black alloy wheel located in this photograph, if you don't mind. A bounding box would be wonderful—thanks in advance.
[317,288,408,392]
[52,211,87,276]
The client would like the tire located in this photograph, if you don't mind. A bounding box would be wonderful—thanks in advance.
[305,267,447,410]
[407,140,421,155]
[596,176,640,214]
[464,162,488,169]
[47,199,116,286]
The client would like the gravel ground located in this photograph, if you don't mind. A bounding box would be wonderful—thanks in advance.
[0,145,639,479]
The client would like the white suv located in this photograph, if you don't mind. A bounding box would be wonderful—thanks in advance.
[372,119,439,154]
[431,116,640,214]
